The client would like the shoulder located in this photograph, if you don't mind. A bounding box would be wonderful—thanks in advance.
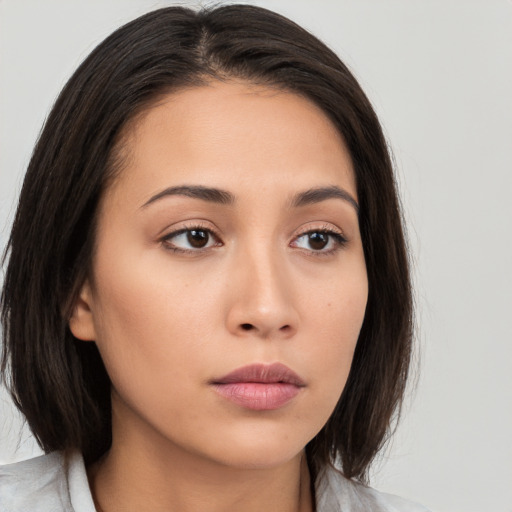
[0,451,90,512]
[316,465,431,512]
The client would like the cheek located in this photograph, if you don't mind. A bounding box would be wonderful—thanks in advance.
[89,248,219,392]
[304,256,367,341]
[305,266,368,390]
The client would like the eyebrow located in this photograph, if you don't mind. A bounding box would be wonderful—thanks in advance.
[141,183,358,213]
[141,185,235,208]
[290,185,359,213]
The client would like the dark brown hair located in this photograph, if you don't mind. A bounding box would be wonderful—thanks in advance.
[1,4,412,483]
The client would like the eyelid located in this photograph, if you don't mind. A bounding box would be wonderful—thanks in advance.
[292,222,348,246]
[156,218,215,237]
[294,222,346,238]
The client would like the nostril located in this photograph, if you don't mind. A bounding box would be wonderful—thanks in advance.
[280,324,291,332]
[241,323,253,331]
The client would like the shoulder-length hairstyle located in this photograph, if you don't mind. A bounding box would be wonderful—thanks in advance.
[1,4,412,482]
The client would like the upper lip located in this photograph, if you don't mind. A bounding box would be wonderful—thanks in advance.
[212,362,306,386]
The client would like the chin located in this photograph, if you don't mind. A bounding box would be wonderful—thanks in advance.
[197,426,311,470]
[213,447,304,471]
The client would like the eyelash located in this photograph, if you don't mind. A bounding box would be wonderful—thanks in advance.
[160,224,347,256]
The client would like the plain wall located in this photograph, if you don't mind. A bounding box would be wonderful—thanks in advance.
[1,1,511,511]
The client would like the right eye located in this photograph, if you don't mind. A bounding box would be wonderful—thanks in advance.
[162,227,221,253]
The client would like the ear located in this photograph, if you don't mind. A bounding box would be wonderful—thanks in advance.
[69,280,97,341]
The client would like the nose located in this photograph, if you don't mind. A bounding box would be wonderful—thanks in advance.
[225,245,299,340]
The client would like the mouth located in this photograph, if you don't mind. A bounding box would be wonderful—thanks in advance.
[210,363,306,411]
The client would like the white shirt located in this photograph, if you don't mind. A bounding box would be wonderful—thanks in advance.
[0,451,430,511]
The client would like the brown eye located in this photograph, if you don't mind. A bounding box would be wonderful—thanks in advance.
[291,229,347,254]
[162,227,220,252]
[307,232,328,250]
[187,230,209,248]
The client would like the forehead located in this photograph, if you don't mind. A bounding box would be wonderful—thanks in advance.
[108,80,356,205]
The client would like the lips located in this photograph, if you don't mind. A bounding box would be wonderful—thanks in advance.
[210,363,305,410]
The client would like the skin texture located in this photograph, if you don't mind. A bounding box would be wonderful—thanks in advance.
[69,81,368,512]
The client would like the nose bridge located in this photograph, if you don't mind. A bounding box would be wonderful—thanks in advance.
[227,236,298,338]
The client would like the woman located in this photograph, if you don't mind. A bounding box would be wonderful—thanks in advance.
[0,5,427,511]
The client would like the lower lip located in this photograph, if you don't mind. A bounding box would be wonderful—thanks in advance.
[212,382,302,410]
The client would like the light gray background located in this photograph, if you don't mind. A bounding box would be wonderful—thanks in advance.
[1,1,511,511]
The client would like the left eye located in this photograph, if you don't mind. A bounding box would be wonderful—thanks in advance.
[292,231,346,252]
[162,228,219,251]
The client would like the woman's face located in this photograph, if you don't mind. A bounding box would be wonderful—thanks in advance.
[71,81,368,469]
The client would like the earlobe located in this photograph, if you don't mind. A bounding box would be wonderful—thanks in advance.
[68,280,97,341]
